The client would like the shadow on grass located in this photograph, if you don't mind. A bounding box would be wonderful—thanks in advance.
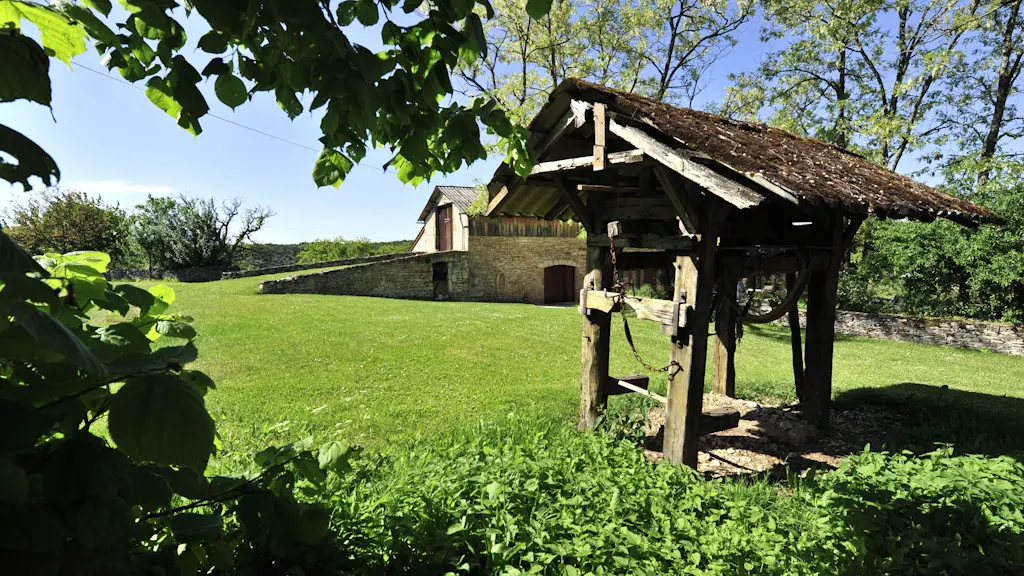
[740,322,861,343]
[835,383,1024,460]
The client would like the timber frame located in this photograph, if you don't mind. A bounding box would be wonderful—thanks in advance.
[484,80,995,469]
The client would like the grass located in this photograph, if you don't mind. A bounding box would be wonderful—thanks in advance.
[128,270,1024,461]
[128,271,1024,466]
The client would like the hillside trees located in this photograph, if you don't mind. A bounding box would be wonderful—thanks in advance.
[132,195,273,274]
[1,188,131,264]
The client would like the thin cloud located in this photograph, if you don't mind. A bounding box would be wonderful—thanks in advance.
[65,180,173,195]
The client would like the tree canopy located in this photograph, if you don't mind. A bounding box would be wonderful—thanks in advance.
[0,0,548,192]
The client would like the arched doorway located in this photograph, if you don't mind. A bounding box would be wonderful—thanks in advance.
[543,265,576,304]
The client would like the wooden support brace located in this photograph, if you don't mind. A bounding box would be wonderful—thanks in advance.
[653,165,698,235]
[554,177,595,233]
[580,247,611,429]
[787,272,806,404]
[530,149,645,175]
[801,216,844,429]
[712,294,737,397]
[593,103,607,171]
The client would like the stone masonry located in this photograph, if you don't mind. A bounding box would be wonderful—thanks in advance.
[781,308,1024,356]
[466,236,587,303]
[260,252,469,299]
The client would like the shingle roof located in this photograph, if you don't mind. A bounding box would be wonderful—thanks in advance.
[494,79,999,225]
[417,186,480,221]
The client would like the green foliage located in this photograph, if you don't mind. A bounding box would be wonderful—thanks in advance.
[234,242,304,270]
[2,188,132,268]
[841,163,1024,323]
[1,0,539,192]
[0,234,358,574]
[465,185,490,216]
[130,195,273,274]
[296,237,413,264]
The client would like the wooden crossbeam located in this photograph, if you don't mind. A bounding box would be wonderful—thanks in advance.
[554,178,595,233]
[577,184,643,194]
[586,235,695,252]
[530,149,645,175]
[653,165,698,234]
[608,118,765,209]
[581,290,687,328]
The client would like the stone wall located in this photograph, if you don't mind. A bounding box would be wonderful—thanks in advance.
[779,308,1024,356]
[259,252,470,299]
[466,236,587,303]
[222,253,407,280]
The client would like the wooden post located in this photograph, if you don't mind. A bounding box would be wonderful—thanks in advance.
[579,246,611,428]
[593,103,607,171]
[786,272,806,404]
[802,219,843,429]
[712,294,736,397]
[663,201,720,467]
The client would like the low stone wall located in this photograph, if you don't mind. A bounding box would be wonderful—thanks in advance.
[780,309,1024,356]
[259,252,470,299]
[223,252,407,280]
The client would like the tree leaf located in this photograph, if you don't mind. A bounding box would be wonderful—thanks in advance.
[95,323,151,353]
[318,441,352,474]
[356,0,378,25]
[524,0,553,20]
[0,123,60,189]
[0,230,47,275]
[108,373,215,470]
[145,76,183,121]
[62,251,110,273]
[113,283,156,314]
[0,33,50,107]
[58,3,117,44]
[147,284,175,315]
[167,513,223,543]
[82,0,112,16]
[10,302,106,377]
[3,0,87,66]
[214,73,246,109]
[312,149,354,188]
[155,319,196,340]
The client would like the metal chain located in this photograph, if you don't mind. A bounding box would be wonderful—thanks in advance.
[607,235,682,379]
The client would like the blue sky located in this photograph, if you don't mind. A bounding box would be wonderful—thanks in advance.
[0,7,770,244]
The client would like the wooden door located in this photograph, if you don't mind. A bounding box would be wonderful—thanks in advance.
[436,205,453,251]
[544,265,576,304]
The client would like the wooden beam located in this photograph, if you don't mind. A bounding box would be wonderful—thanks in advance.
[484,183,512,217]
[605,374,651,397]
[663,199,722,468]
[608,118,765,209]
[579,251,611,429]
[593,103,607,171]
[712,294,737,397]
[582,290,687,328]
[802,215,844,429]
[543,199,568,220]
[534,99,589,158]
[587,234,695,252]
[577,184,643,194]
[531,149,645,175]
[554,178,594,233]
[653,165,698,234]
[787,272,806,404]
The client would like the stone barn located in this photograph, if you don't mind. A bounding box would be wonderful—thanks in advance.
[261,185,593,304]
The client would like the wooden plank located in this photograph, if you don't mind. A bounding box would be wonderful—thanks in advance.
[605,374,650,397]
[609,118,765,209]
[579,250,611,429]
[593,103,607,171]
[802,216,843,429]
[582,290,686,327]
[534,99,589,158]
[587,234,695,252]
[653,165,698,234]
[577,184,643,194]
[787,272,806,404]
[484,183,512,217]
[554,178,594,233]
[712,295,737,397]
[615,380,666,403]
[663,200,721,468]
[531,149,645,175]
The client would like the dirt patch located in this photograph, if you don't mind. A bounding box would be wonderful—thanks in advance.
[643,394,904,479]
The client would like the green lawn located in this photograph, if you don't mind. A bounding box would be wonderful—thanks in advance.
[133,272,1024,466]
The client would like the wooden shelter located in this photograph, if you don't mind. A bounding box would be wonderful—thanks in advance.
[484,79,999,468]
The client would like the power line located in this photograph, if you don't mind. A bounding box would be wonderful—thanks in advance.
[71,61,396,173]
